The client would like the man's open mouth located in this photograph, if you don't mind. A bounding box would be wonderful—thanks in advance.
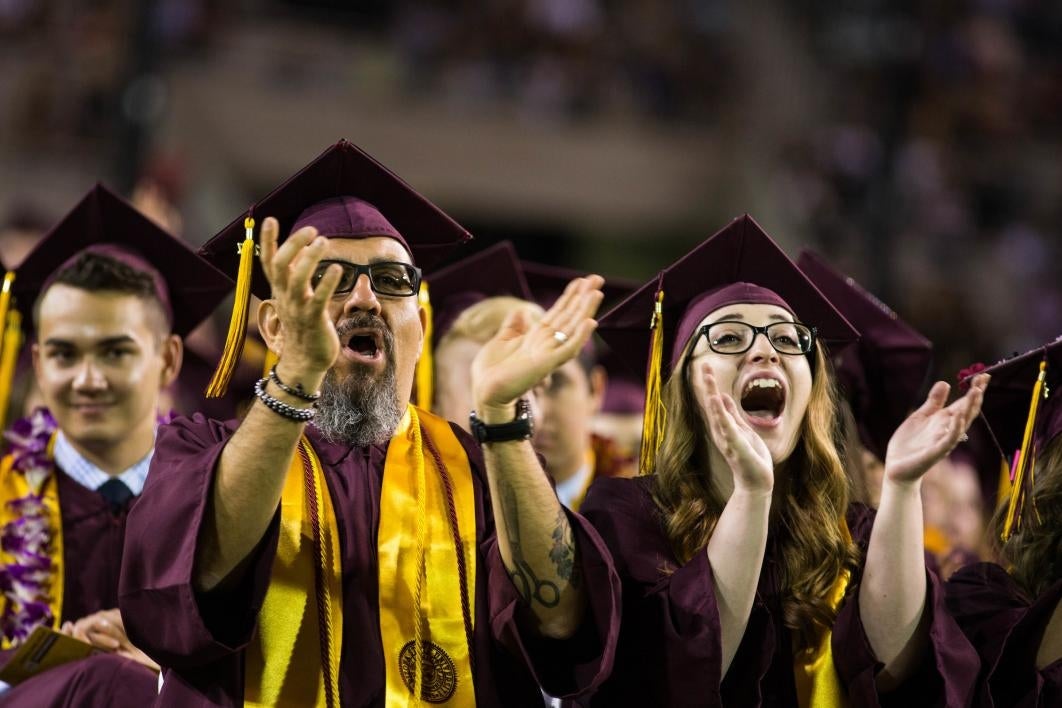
[342,328,385,364]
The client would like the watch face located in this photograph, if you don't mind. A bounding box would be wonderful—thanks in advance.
[516,398,534,438]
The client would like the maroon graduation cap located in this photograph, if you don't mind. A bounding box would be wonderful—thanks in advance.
[0,184,232,429]
[597,214,858,473]
[518,259,644,414]
[520,260,640,312]
[10,184,231,338]
[968,338,1062,539]
[197,139,474,396]
[414,241,532,407]
[797,250,933,460]
[427,241,533,344]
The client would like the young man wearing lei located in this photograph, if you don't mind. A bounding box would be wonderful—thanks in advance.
[0,185,231,706]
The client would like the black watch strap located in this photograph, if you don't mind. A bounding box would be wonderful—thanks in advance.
[469,398,534,443]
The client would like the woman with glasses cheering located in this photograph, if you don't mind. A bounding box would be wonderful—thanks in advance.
[585,215,987,707]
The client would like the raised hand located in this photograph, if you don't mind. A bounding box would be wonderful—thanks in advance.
[60,608,160,671]
[258,216,343,376]
[472,275,604,422]
[885,373,990,485]
[694,362,774,493]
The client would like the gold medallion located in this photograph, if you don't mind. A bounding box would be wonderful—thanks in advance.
[398,640,457,703]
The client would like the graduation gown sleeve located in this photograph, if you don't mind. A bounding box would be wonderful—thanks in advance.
[454,429,621,701]
[0,653,158,708]
[832,504,980,708]
[578,475,734,707]
[118,414,280,671]
[946,562,1062,707]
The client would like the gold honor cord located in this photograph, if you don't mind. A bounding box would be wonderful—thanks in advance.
[246,437,342,707]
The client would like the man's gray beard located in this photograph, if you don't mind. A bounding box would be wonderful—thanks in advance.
[312,361,402,447]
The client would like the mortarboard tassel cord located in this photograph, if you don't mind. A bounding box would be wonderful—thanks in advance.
[0,309,21,432]
[995,457,1012,514]
[414,281,434,409]
[0,272,18,431]
[262,349,279,378]
[1001,357,1047,541]
[639,289,666,476]
[206,216,256,398]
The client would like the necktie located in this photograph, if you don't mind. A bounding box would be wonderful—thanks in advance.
[98,478,133,513]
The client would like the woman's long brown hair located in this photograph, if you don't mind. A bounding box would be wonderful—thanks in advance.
[650,342,862,648]
[991,434,1062,598]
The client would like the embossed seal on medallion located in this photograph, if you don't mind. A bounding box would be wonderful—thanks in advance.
[399,640,457,703]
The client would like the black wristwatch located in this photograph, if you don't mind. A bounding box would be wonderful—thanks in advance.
[469,398,534,444]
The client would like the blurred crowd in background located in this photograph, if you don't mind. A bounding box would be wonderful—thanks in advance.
[2,0,1062,392]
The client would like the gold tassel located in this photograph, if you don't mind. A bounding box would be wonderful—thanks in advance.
[1001,357,1047,541]
[206,216,256,398]
[0,272,14,358]
[0,308,22,432]
[0,272,18,431]
[414,280,433,409]
[639,289,666,476]
[995,457,1011,513]
[262,348,279,379]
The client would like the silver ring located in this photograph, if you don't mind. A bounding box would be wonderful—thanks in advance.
[959,433,969,443]
[553,330,569,344]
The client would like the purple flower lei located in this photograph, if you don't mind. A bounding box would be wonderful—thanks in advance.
[0,408,59,645]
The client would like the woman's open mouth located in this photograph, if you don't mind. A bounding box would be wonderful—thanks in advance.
[738,376,786,429]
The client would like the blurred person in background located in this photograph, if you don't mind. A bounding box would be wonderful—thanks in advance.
[0,202,50,437]
[423,241,539,430]
[588,346,644,465]
[797,250,934,510]
[947,340,1062,707]
[522,262,638,509]
[921,453,986,579]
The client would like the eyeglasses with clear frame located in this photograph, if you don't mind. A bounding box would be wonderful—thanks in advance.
[692,320,817,357]
[311,259,422,298]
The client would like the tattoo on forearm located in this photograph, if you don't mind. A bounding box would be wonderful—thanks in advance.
[549,507,580,589]
[500,483,560,608]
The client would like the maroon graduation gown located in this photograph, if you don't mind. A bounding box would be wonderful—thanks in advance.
[945,562,1062,707]
[0,469,154,706]
[119,414,620,707]
[578,476,979,707]
[54,468,136,623]
[0,653,157,707]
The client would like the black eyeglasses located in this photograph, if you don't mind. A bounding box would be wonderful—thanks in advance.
[311,260,422,298]
[693,320,816,356]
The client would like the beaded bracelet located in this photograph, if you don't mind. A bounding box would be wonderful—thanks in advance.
[269,365,322,402]
[254,378,316,422]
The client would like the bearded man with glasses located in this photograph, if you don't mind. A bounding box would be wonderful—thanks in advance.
[118,141,620,708]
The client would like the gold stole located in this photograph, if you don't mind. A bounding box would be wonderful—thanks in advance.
[245,438,343,708]
[378,405,477,706]
[792,521,853,708]
[0,433,63,648]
